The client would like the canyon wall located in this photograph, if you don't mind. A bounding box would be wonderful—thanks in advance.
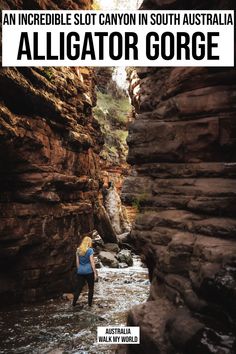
[0,0,104,304]
[122,0,236,352]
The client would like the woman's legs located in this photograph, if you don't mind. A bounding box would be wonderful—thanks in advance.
[86,273,95,307]
[72,274,86,306]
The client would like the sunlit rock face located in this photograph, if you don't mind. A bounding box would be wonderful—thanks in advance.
[104,185,131,235]
[0,1,104,304]
[122,0,236,352]
[99,0,142,10]
[0,0,93,10]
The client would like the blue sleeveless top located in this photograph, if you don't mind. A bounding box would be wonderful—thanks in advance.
[77,248,93,274]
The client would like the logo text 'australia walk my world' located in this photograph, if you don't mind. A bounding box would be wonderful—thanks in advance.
[97,326,140,344]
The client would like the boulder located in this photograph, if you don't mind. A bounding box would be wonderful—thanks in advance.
[166,308,205,349]
[94,205,118,243]
[95,261,103,269]
[119,263,129,269]
[92,232,104,248]
[103,243,120,253]
[62,293,73,301]
[117,250,133,266]
[98,251,119,268]
[127,299,176,353]
[104,186,131,235]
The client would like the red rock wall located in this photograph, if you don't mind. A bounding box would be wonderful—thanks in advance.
[0,0,103,304]
[1,0,93,10]
[122,1,236,352]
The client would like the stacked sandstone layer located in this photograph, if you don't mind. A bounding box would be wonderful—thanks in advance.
[0,0,104,303]
[122,0,236,352]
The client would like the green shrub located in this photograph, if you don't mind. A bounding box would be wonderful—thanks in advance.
[42,67,54,81]
[95,91,130,127]
[132,194,149,212]
[94,89,131,164]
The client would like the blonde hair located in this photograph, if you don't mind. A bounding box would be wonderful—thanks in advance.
[77,236,92,256]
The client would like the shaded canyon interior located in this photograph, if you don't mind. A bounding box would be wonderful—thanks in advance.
[0,0,115,303]
[0,1,236,354]
[121,0,236,353]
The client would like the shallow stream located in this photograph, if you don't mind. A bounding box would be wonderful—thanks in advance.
[0,256,149,354]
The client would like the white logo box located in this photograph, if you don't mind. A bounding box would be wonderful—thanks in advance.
[2,10,234,67]
[97,326,140,344]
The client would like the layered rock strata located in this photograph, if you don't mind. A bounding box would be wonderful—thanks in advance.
[122,0,236,352]
[0,0,106,304]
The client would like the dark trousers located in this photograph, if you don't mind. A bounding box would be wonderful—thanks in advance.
[73,272,94,306]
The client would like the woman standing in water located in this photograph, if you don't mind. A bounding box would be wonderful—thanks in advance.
[72,236,98,307]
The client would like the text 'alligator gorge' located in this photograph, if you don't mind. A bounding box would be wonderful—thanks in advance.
[0,0,236,354]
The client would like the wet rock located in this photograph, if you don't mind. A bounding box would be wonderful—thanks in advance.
[200,260,236,317]
[117,250,133,266]
[119,263,129,269]
[186,326,236,354]
[95,261,103,269]
[46,350,64,354]
[62,293,73,301]
[103,243,120,253]
[98,251,119,268]
[127,299,176,353]
[166,308,204,350]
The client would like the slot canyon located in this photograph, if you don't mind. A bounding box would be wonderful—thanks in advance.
[0,0,236,354]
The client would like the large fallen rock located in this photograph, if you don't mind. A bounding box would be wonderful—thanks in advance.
[98,251,119,268]
[117,250,133,266]
[127,299,176,354]
[104,185,131,235]
[103,243,120,253]
[94,205,118,243]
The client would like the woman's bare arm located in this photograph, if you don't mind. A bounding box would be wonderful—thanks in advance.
[76,252,79,269]
[90,255,98,280]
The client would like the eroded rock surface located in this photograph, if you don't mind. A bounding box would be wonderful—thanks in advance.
[122,0,236,352]
[0,1,105,304]
[104,185,131,235]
